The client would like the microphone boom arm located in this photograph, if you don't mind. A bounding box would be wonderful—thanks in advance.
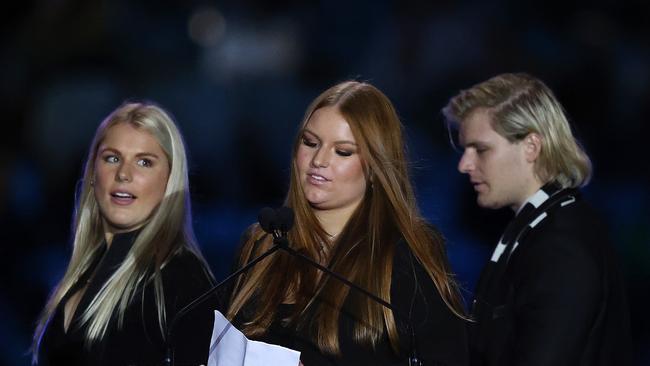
[273,236,424,366]
[273,236,394,311]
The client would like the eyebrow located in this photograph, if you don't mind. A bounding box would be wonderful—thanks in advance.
[303,129,358,146]
[462,140,490,149]
[98,147,161,159]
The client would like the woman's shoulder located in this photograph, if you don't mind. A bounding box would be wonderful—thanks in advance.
[239,223,265,246]
[159,247,216,308]
[162,248,214,287]
[391,224,446,276]
[391,237,421,272]
[390,237,450,310]
[234,224,268,262]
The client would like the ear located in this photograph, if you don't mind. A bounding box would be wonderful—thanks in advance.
[523,133,542,163]
[365,165,375,189]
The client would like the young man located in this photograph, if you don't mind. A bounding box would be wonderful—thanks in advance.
[443,73,631,366]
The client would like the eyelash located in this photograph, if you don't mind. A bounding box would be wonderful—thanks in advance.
[335,150,352,157]
[103,155,153,167]
[104,155,119,163]
[302,137,318,148]
[137,159,152,167]
[302,137,354,157]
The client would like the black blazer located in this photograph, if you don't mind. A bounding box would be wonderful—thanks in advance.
[39,231,216,366]
[469,191,631,366]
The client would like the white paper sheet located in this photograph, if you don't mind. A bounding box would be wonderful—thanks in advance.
[208,310,301,366]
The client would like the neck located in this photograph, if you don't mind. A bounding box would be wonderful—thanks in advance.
[104,231,114,248]
[313,204,358,239]
[510,162,543,211]
[511,178,547,212]
[102,220,145,248]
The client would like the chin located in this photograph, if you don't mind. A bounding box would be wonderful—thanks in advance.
[304,193,327,206]
[307,201,328,211]
[477,196,501,210]
[108,223,137,232]
[105,217,145,231]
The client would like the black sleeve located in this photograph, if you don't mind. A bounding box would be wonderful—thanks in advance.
[391,241,469,366]
[508,226,604,366]
[214,227,257,314]
[162,250,216,366]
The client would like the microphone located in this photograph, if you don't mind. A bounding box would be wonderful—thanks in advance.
[260,207,424,366]
[258,207,277,233]
[276,206,294,233]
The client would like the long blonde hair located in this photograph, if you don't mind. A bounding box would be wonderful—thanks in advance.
[32,102,211,359]
[443,72,592,188]
[228,81,465,355]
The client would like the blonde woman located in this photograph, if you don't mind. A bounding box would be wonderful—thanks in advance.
[226,81,468,365]
[33,102,215,365]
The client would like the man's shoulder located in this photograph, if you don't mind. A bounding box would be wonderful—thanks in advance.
[511,197,611,270]
[526,195,607,242]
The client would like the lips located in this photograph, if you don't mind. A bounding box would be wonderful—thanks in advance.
[110,191,137,205]
[471,181,486,192]
[307,172,330,185]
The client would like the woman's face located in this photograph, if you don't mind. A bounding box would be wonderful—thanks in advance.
[93,123,170,237]
[296,106,367,214]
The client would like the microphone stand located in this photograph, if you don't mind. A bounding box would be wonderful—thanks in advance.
[271,235,423,366]
[273,236,392,310]
[163,240,280,366]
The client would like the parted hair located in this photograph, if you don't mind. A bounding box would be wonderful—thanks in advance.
[443,72,592,188]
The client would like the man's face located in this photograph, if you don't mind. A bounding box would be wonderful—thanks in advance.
[457,108,539,211]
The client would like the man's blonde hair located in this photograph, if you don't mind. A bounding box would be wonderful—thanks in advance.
[443,72,592,188]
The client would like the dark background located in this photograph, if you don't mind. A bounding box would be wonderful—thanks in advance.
[1,1,648,365]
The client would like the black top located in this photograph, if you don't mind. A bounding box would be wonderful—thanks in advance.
[470,189,632,366]
[39,230,216,366]
[228,238,469,366]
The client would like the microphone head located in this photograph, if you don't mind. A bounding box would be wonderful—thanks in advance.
[258,207,278,233]
[276,206,295,233]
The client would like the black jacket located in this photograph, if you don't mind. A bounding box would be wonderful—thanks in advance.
[39,231,215,366]
[469,189,631,366]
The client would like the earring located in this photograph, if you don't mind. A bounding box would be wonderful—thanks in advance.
[90,179,95,186]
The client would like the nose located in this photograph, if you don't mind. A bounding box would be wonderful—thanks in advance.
[458,150,474,174]
[311,147,330,168]
[116,163,132,182]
